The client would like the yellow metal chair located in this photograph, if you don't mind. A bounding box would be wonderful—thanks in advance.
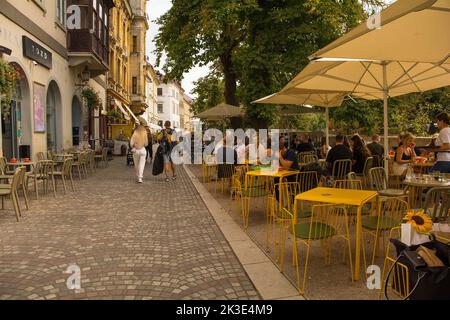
[215,164,235,194]
[296,171,318,194]
[331,159,352,180]
[298,151,316,165]
[241,174,269,230]
[333,179,363,190]
[361,197,409,268]
[377,226,411,300]
[284,203,354,294]
[268,182,302,271]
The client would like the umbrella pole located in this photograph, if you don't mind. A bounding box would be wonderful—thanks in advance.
[383,62,389,179]
[325,107,330,147]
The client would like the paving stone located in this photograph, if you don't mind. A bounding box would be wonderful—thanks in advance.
[0,158,259,300]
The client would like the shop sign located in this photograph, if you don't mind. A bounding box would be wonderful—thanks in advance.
[22,36,52,69]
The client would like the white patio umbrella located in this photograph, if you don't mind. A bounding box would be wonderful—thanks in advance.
[195,103,245,121]
[281,0,450,171]
[253,89,347,146]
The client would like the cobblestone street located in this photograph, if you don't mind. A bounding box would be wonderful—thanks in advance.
[0,158,260,300]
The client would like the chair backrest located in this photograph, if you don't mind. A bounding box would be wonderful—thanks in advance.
[62,158,73,176]
[296,171,318,193]
[102,147,108,159]
[11,167,23,191]
[36,152,45,161]
[423,187,450,222]
[217,164,235,179]
[37,160,54,177]
[303,154,319,165]
[331,159,352,180]
[362,157,374,177]
[47,150,54,160]
[378,197,409,229]
[298,151,316,164]
[372,155,383,168]
[368,167,388,191]
[333,179,362,190]
[0,157,6,174]
[308,204,349,239]
[276,182,301,214]
[347,172,358,180]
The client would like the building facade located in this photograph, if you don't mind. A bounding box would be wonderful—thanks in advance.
[106,0,136,140]
[181,94,194,132]
[156,72,183,129]
[0,0,114,159]
[129,0,148,117]
[143,61,159,127]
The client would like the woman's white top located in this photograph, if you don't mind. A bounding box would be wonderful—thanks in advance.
[435,127,450,162]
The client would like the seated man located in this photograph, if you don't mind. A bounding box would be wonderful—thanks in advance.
[215,135,238,179]
[326,134,353,175]
[296,133,315,154]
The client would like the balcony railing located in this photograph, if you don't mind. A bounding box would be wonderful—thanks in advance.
[67,0,114,68]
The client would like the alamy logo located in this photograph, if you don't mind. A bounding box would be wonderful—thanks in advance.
[66,5,81,30]
[366,265,381,290]
[66,264,81,290]
[367,13,382,30]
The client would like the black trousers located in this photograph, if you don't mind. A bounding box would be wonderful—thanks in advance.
[146,145,153,160]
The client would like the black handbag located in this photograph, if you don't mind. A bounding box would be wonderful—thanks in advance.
[152,145,164,176]
[384,238,450,300]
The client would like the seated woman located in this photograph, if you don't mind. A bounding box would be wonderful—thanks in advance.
[350,135,371,174]
[393,132,417,176]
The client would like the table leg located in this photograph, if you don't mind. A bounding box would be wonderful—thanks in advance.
[354,206,362,281]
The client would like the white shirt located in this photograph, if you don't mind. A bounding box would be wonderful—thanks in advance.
[435,127,450,162]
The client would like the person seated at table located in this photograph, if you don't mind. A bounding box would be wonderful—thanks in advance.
[215,134,238,181]
[393,132,417,176]
[279,135,300,172]
[320,136,331,159]
[350,135,371,174]
[367,134,384,167]
[422,112,450,173]
[296,133,315,154]
[325,134,353,175]
[78,132,91,151]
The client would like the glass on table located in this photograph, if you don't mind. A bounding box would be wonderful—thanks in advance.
[431,171,440,181]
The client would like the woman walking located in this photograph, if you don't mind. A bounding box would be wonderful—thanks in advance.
[157,121,177,182]
[130,125,148,183]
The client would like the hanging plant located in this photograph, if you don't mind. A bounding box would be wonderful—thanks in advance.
[81,86,102,109]
[0,58,20,118]
[106,108,123,123]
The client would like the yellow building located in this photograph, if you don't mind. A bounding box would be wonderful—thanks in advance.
[129,0,149,116]
[1,0,114,159]
[181,94,194,132]
[107,0,136,140]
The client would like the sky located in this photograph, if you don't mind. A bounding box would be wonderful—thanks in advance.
[146,0,209,98]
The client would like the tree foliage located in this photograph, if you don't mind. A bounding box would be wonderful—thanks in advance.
[155,0,376,128]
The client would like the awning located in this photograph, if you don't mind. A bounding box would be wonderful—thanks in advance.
[123,104,140,124]
[115,102,130,121]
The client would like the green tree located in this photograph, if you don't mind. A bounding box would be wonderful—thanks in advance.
[155,0,382,128]
[155,0,260,107]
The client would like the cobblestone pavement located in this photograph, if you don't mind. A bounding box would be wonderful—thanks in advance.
[0,158,260,300]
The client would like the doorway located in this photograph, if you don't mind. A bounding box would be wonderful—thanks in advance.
[46,81,62,151]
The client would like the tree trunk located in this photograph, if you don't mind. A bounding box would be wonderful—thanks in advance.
[220,52,239,107]
[220,52,241,128]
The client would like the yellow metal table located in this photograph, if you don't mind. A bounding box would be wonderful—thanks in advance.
[294,187,378,281]
[242,169,299,229]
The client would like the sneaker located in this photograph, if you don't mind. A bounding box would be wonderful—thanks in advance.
[138,178,143,183]
[172,176,177,181]
[165,178,170,182]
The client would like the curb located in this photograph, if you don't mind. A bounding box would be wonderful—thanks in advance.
[184,165,304,300]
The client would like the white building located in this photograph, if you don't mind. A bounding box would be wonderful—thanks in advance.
[156,72,183,129]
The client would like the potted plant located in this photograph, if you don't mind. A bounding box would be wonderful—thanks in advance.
[81,86,102,109]
[0,58,20,119]
[106,108,123,124]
